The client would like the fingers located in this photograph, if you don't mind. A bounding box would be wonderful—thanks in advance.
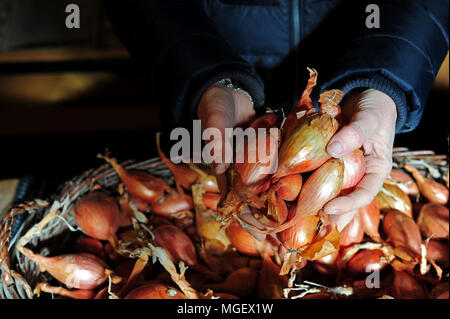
[329,209,358,232]
[327,88,397,158]
[323,153,391,214]
[327,109,379,158]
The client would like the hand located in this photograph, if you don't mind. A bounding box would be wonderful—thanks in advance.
[197,83,256,174]
[323,88,397,216]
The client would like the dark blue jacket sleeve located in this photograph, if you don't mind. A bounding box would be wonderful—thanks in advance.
[102,0,265,124]
[319,0,449,133]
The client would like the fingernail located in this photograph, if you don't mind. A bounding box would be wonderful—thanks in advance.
[327,142,343,156]
[327,211,340,215]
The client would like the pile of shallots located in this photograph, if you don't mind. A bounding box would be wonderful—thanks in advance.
[18,69,448,299]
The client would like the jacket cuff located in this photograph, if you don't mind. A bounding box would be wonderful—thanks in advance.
[155,34,264,124]
[330,74,408,133]
[317,34,444,133]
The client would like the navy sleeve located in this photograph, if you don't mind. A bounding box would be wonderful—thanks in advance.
[319,0,449,133]
[102,0,264,124]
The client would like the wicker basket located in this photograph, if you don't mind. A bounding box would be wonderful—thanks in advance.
[0,148,447,299]
[0,157,171,299]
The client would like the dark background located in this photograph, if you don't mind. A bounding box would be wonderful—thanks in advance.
[0,0,448,198]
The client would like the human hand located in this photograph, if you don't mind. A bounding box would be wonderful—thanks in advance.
[197,81,256,174]
[323,88,397,216]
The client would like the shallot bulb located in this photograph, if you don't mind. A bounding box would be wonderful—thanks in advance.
[375,183,413,218]
[208,267,258,298]
[294,158,344,218]
[234,114,279,186]
[311,251,340,276]
[257,254,288,299]
[270,158,344,234]
[152,224,198,266]
[74,237,106,260]
[273,113,339,180]
[383,210,422,257]
[21,248,109,289]
[391,270,428,299]
[269,174,303,202]
[404,164,449,205]
[358,200,381,242]
[226,221,259,257]
[426,239,449,265]
[417,203,449,239]
[74,191,120,241]
[125,281,185,299]
[346,249,387,276]
[99,154,168,203]
[278,205,319,250]
[339,210,364,248]
[341,149,365,192]
[387,169,419,197]
[151,191,194,217]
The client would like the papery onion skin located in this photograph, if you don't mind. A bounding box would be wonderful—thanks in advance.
[358,200,381,242]
[375,183,413,218]
[278,214,319,250]
[346,249,387,275]
[226,221,259,257]
[270,174,303,202]
[202,192,221,211]
[153,224,198,266]
[383,210,422,257]
[341,149,365,192]
[74,191,120,241]
[22,248,108,289]
[339,210,364,248]
[125,281,185,299]
[273,113,339,180]
[151,192,194,217]
[405,164,449,205]
[156,132,198,191]
[387,169,419,197]
[281,67,318,138]
[417,203,449,239]
[266,192,289,224]
[391,270,428,299]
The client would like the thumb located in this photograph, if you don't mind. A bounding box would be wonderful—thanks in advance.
[326,93,380,157]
